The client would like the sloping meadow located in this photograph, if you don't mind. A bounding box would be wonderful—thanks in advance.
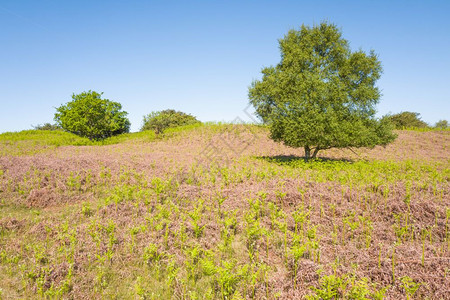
[0,125,449,299]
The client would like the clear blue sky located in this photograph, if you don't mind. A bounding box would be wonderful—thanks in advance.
[1,0,449,133]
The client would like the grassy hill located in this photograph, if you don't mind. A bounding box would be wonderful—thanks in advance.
[0,124,449,299]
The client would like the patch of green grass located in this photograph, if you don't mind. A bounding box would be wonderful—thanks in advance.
[0,130,92,155]
[400,127,450,132]
[257,156,449,186]
[0,129,91,145]
[0,124,211,156]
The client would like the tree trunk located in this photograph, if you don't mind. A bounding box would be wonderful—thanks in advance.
[311,147,320,159]
[304,146,311,161]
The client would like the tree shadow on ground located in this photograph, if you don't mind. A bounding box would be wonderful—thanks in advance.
[257,155,355,165]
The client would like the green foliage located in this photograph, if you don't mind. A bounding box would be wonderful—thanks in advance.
[307,273,388,300]
[400,276,421,299]
[307,274,346,299]
[434,119,448,129]
[32,123,61,131]
[385,111,428,129]
[141,109,201,134]
[54,91,131,140]
[248,22,396,160]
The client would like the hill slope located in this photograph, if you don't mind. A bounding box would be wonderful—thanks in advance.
[0,125,449,299]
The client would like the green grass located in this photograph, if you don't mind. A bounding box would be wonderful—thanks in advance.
[257,156,449,186]
[400,126,450,132]
[0,130,93,145]
[0,124,212,156]
[0,130,92,156]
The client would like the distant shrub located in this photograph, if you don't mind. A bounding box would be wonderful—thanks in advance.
[33,123,61,131]
[141,109,201,134]
[385,112,428,129]
[434,119,448,129]
[54,91,131,140]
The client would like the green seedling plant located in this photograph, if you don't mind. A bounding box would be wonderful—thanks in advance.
[143,243,163,265]
[216,260,243,300]
[343,212,360,242]
[306,225,321,263]
[81,201,93,217]
[66,172,82,191]
[400,276,421,300]
[446,208,450,249]
[393,212,410,243]
[268,202,284,230]
[289,237,308,288]
[215,193,227,217]
[275,217,288,263]
[306,273,347,300]
[245,211,263,260]
[129,225,145,253]
[219,210,238,253]
[188,203,206,238]
[184,245,203,283]
[292,207,310,237]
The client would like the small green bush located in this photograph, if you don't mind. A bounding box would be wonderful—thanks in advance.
[54,91,131,140]
[33,123,61,131]
[385,112,428,129]
[434,119,448,129]
[141,109,201,134]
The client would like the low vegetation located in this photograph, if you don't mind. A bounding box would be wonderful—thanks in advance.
[141,109,202,134]
[385,112,429,130]
[0,124,448,299]
[32,123,61,131]
[434,120,448,130]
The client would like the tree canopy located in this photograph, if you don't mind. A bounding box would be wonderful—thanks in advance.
[249,22,396,160]
[33,123,61,131]
[54,91,130,140]
[385,111,428,129]
[141,109,201,134]
[434,119,448,129]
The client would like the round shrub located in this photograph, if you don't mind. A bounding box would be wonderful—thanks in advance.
[54,91,130,140]
[386,112,428,129]
[33,123,61,131]
[141,109,201,134]
[434,119,448,129]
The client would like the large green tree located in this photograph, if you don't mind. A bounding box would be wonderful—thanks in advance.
[249,22,396,160]
[54,91,130,140]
